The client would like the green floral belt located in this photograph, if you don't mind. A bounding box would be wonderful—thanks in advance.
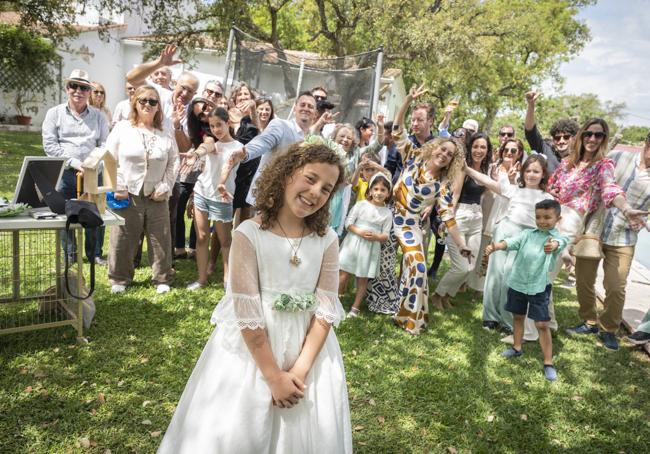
[272,293,318,312]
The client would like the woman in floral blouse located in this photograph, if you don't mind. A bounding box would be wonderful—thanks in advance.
[547,118,644,250]
[528,118,646,342]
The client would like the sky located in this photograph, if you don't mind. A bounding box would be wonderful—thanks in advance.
[547,0,650,127]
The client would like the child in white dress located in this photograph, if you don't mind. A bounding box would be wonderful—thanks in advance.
[339,173,393,317]
[158,142,352,453]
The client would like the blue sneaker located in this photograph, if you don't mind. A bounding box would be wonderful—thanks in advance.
[501,347,523,358]
[543,364,557,381]
[566,323,598,335]
[599,332,619,351]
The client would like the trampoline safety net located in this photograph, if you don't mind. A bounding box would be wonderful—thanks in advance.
[229,27,382,125]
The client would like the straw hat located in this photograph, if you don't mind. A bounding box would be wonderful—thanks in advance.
[64,69,92,87]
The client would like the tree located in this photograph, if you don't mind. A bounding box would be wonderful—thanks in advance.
[619,125,649,145]
[495,92,627,145]
[3,0,594,130]
[0,24,60,117]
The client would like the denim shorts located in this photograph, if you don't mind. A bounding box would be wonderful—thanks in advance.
[193,192,233,223]
[505,284,552,322]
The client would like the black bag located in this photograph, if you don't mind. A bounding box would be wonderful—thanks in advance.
[28,165,66,214]
[64,200,104,299]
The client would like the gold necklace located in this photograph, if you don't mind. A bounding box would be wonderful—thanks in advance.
[277,221,306,266]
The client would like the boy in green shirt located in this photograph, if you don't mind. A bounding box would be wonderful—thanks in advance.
[485,199,569,381]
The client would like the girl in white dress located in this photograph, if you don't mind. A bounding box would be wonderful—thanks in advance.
[339,173,393,317]
[158,142,352,454]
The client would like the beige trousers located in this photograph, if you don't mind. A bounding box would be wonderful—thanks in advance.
[575,244,635,333]
[109,193,174,286]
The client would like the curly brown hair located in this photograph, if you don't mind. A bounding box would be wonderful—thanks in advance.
[253,142,346,236]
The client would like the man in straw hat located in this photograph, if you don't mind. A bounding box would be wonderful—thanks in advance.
[42,68,110,264]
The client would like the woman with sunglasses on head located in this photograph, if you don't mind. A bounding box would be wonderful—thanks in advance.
[172,97,215,259]
[355,117,376,147]
[89,81,112,126]
[469,138,528,297]
[106,86,177,294]
[548,119,647,347]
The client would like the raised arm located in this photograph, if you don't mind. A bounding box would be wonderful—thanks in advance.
[126,44,182,87]
[464,163,501,194]
[524,91,540,132]
[395,83,428,130]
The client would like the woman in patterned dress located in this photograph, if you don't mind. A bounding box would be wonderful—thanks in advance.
[392,134,472,335]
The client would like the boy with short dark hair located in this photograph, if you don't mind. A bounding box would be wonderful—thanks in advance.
[485,199,569,381]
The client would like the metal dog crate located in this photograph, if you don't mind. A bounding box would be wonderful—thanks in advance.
[0,212,123,339]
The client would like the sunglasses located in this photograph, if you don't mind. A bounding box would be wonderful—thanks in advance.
[199,103,213,113]
[582,131,606,140]
[499,131,514,138]
[204,88,223,98]
[503,147,519,154]
[67,83,91,92]
[93,90,105,95]
[138,98,159,107]
[553,133,572,141]
[314,95,327,102]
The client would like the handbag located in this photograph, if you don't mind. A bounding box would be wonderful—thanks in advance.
[64,199,104,299]
[571,208,604,260]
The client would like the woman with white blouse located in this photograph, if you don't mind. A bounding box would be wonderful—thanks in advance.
[107,85,178,294]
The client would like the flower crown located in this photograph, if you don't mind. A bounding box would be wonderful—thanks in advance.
[303,134,347,161]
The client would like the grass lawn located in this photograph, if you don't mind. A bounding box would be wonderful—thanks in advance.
[1,131,649,453]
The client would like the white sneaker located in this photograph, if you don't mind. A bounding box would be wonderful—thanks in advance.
[111,284,126,294]
[156,284,171,294]
[186,281,205,291]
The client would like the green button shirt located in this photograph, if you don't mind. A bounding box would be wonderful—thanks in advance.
[504,227,569,295]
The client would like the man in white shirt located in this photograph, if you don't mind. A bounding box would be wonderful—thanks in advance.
[111,81,136,128]
[230,92,318,206]
[42,69,109,264]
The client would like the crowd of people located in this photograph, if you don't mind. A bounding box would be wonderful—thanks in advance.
[41,43,650,452]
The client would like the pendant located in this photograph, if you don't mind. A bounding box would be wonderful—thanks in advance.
[290,253,301,266]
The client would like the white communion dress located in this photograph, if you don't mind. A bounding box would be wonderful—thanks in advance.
[157,220,352,454]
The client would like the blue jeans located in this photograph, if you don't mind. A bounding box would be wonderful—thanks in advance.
[57,168,105,260]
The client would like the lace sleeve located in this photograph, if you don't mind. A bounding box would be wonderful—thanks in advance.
[314,235,346,327]
[210,230,265,330]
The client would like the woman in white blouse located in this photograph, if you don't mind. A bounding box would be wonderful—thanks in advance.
[107,85,178,294]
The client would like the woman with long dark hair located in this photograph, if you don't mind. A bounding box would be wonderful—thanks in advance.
[431,132,491,309]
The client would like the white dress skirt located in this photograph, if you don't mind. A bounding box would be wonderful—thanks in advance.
[157,220,352,454]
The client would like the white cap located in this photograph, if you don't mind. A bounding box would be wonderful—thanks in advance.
[462,119,479,133]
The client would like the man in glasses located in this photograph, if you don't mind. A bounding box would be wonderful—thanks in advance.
[126,44,199,137]
[42,69,110,264]
[524,90,579,173]
[497,124,516,145]
[202,80,224,104]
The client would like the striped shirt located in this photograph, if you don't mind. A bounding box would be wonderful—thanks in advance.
[601,150,650,246]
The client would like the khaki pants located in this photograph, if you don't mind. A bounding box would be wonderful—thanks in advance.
[575,244,634,333]
[109,193,174,286]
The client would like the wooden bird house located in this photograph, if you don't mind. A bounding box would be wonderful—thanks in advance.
[80,148,117,213]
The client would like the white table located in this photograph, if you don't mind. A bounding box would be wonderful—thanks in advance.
[0,210,124,340]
